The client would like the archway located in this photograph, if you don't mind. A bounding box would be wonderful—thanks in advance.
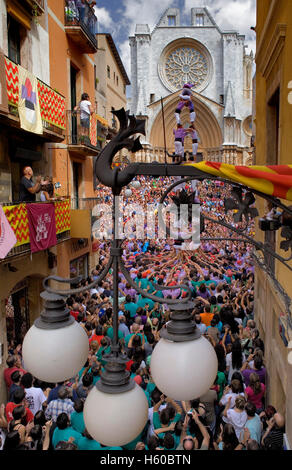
[149,91,223,158]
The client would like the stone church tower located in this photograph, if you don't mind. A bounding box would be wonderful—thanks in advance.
[129,7,253,164]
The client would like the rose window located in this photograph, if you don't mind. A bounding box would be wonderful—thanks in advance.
[164,47,209,91]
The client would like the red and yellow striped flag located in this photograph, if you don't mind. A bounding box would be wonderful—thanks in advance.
[184,161,292,201]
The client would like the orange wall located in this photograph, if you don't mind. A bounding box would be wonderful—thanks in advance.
[48,0,96,201]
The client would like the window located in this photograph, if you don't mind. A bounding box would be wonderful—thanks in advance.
[168,16,176,26]
[150,93,155,103]
[94,64,97,90]
[111,107,117,129]
[196,14,204,26]
[266,87,280,165]
[124,85,126,95]
[107,66,110,78]
[7,15,21,64]
[117,76,119,86]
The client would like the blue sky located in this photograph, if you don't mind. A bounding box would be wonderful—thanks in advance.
[94,0,256,81]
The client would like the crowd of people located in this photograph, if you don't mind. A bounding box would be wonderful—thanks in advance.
[0,176,286,451]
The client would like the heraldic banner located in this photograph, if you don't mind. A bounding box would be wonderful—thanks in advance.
[26,203,57,253]
[18,65,43,134]
[0,206,17,259]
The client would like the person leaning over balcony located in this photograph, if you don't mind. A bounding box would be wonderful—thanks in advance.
[74,93,94,139]
[19,166,42,202]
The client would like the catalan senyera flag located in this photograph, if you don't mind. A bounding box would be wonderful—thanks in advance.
[184,161,292,202]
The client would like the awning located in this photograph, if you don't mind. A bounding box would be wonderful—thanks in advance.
[96,114,108,127]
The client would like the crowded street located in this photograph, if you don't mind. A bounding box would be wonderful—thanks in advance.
[0,0,292,457]
[1,175,284,451]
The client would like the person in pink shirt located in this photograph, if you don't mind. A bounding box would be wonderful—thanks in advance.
[245,373,266,412]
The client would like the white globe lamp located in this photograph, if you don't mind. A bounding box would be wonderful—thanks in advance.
[22,292,89,383]
[84,383,148,446]
[150,302,218,400]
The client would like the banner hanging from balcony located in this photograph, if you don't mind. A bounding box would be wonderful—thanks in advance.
[2,201,71,248]
[26,203,57,253]
[17,65,43,134]
[0,206,17,259]
[0,50,8,114]
[90,113,97,147]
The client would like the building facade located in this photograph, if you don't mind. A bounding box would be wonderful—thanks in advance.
[0,0,100,404]
[129,6,253,164]
[254,0,292,449]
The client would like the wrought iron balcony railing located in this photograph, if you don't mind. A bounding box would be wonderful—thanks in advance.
[64,1,98,53]
[67,110,101,156]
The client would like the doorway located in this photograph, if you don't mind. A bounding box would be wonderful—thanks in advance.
[72,161,82,209]
[71,65,78,144]
[6,280,30,348]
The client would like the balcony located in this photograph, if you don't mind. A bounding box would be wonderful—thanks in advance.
[67,110,101,157]
[64,1,98,53]
[1,200,71,261]
[1,57,66,142]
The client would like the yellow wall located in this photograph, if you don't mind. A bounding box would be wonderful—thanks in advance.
[255,0,292,447]
[97,35,127,126]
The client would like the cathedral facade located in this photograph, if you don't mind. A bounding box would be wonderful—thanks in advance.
[129,7,254,164]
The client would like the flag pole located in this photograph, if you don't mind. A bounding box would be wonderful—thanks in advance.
[161,96,167,165]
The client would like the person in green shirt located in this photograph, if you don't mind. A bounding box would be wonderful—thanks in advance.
[77,428,102,450]
[125,324,148,347]
[216,371,227,401]
[153,395,182,436]
[106,326,124,341]
[135,272,149,290]
[99,445,123,450]
[70,399,85,434]
[124,295,138,319]
[52,413,82,449]
[96,338,111,366]
[136,296,155,310]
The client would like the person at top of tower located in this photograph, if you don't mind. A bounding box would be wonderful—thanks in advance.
[175,83,196,125]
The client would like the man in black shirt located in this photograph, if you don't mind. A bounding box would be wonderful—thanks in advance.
[19,166,42,202]
[261,412,285,450]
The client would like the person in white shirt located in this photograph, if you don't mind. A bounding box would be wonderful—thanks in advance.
[220,379,245,409]
[74,93,94,139]
[20,373,47,416]
[222,395,247,439]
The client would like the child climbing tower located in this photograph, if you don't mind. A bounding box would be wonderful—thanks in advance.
[174,83,196,125]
